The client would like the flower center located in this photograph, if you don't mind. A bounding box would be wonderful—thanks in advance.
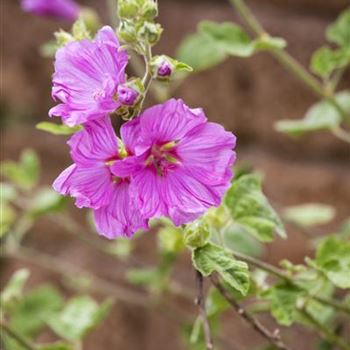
[145,141,180,176]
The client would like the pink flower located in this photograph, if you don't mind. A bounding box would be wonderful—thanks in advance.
[49,26,128,127]
[21,0,79,21]
[53,117,148,238]
[112,99,236,226]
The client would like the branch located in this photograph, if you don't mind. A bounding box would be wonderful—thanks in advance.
[210,274,290,350]
[0,320,37,350]
[229,0,350,127]
[195,270,214,350]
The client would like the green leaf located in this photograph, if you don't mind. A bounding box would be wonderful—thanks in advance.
[275,90,350,135]
[311,46,350,78]
[38,343,73,350]
[314,237,350,289]
[225,174,286,242]
[0,203,16,237]
[283,203,336,228]
[261,283,303,326]
[192,243,250,295]
[29,187,67,218]
[36,122,82,136]
[1,149,40,190]
[326,8,350,47]
[126,268,161,286]
[1,269,30,310]
[177,32,227,71]
[47,296,113,341]
[184,220,210,248]
[254,35,287,50]
[200,21,255,57]
[11,285,64,337]
[158,218,185,253]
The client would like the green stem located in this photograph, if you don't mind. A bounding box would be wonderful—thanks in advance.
[0,320,37,350]
[230,249,350,314]
[229,0,350,126]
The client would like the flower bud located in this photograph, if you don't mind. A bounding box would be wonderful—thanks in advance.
[118,0,139,19]
[54,30,74,46]
[141,0,158,20]
[118,20,137,43]
[184,220,210,248]
[158,59,173,77]
[138,22,163,45]
[117,84,139,106]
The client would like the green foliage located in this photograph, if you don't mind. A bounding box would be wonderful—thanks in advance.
[225,174,286,242]
[158,218,185,254]
[192,243,250,295]
[0,183,17,236]
[47,296,113,341]
[261,283,303,326]
[275,90,350,135]
[283,203,335,228]
[36,122,82,136]
[38,343,73,350]
[1,149,40,191]
[184,220,210,248]
[10,285,64,337]
[1,269,30,312]
[326,8,350,47]
[177,32,228,71]
[254,35,286,50]
[312,237,350,289]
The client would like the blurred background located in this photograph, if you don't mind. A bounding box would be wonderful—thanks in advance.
[1,0,350,349]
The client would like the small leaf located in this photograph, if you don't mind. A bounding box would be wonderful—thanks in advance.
[314,237,350,289]
[254,35,287,50]
[311,46,350,78]
[326,8,350,47]
[47,296,113,341]
[158,218,185,254]
[192,243,250,295]
[200,21,255,57]
[36,122,82,136]
[1,269,30,309]
[177,32,227,71]
[225,174,286,242]
[11,285,64,337]
[283,203,336,228]
[38,343,73,350]
[275,90,350,135]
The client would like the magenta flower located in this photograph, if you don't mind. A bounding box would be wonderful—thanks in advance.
[112,99,236,226]
[21,0,79,21]
[49,26,128,127]
[53,117,148,238]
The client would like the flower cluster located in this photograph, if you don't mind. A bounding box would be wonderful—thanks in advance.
[51,27,237,239]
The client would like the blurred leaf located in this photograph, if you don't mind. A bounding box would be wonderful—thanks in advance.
[326,8,350,47]
[126,268,161,286]
[283,203,336,228]
[225,174,286,242]
[0,183,17,202]
[0,204,16,237]
[36,122,82,136]
[200,21,255,57]
[11,285,64,337]
[261,283,303,326]
[313,237,350,289]
[106,238,133,260]
[1,149,40,190]
[184,220,210,249]
[40,40,59,58]
[275,90,350,135]
[311,46,350,78]
[47,296,113,341]
[206,287,230,318]
[254,35,287,50]
[1,269,30,311]
[192,243,250,295]
[177,32,227,71]
[29,187,67,218]
[158,218,185,254]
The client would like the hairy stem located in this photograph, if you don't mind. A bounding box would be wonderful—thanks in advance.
[0,320,37,350]
[210,274,290,350]
[229,0,350,126]
[195,270,214,350]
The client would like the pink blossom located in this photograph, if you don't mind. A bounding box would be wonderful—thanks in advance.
[21,0,79,21]
[112,99,236,226]
[49,26,128,127]
[53,117,148,238]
